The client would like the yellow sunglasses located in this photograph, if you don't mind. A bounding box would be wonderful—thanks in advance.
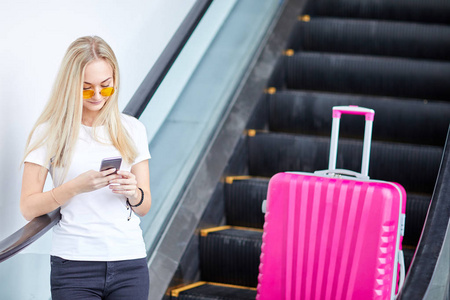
[83,87,115,99]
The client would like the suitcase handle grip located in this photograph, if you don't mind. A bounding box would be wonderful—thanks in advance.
[332,105,375,121]
[314,169,369,180]
[329,106,375,177]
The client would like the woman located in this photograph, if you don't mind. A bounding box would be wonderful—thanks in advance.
[20,36,151,299]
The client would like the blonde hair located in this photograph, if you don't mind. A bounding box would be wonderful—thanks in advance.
[23,36,137,183]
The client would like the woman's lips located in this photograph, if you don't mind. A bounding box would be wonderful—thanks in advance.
[89,100,102,105]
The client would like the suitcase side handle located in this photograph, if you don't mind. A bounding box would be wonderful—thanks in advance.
[314,169,370,180]
[397,250,406,295]
[329,106,375,177]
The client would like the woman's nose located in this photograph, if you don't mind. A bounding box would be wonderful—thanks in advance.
[92,88,102,99]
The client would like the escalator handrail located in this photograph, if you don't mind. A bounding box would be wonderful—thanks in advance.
[0,209,60,263]
[0,0,212,264]
[399,125,450,299]
[124,0,213,118]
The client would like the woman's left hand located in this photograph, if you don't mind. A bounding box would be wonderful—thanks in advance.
[109,170,139,201]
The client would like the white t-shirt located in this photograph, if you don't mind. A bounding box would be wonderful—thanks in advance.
[25,114,150,261]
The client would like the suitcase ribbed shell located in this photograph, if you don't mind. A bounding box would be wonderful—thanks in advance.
[257,172,405,300]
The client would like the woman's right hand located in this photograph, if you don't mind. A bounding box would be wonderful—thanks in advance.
[21,164,119,221]
[72,168,119,194]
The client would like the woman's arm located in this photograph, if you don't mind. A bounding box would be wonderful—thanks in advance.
[20,163,60,221]
[20,162,119,221]
[130,160,151,216]
[110,160,151,217]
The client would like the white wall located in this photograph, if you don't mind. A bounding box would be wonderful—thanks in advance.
[0,0,196,240]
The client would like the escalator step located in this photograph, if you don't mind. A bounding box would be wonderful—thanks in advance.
[247,132,442,194]
[287,17,450,60]
[270,52,450,101]
[403,194,430,246]
[403,247,416,273]
[224,177,429,247]
[200,227,262,287]
[266,90,450,146]
[224,177,268,229]
[171,282,256,300]
[303,0,450,25]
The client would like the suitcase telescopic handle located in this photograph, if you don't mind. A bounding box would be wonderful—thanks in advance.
[329,106,375,178]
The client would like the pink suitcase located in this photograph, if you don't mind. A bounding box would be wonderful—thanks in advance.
[257,106,406,300]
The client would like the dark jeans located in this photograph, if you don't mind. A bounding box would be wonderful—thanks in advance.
[50,256,149,300]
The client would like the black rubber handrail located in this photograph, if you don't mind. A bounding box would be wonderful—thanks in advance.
[124,0,213,118]
[399,125,450,299]
[0,209,60,263]
[0,0,212,264]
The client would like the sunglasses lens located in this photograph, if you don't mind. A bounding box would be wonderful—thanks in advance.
[82,87,115,99]
[83,90,94,99]
[101,87,115,97]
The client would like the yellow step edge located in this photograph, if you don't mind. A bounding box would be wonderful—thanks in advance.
[201,225,263,237]
[264,87,277,94]
[171,281,207,297]
[245,129,270,136]
[246,129,257,137]
[200,225,232,237]
[224,175,271,184]
[298,14,311,22]
[171,281,256,297]
[208,281,257,291]
[225,176,254,184]
[283,49,295,56]
[402,245,416,250]
[232,226,264,233]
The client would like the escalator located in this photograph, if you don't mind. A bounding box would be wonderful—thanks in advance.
[2,0,447,299]
[169,0,450,299]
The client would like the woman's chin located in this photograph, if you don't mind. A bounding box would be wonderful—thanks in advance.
[84,100,106,112]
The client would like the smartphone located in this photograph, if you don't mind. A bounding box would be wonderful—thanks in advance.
[99,156,122,174]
